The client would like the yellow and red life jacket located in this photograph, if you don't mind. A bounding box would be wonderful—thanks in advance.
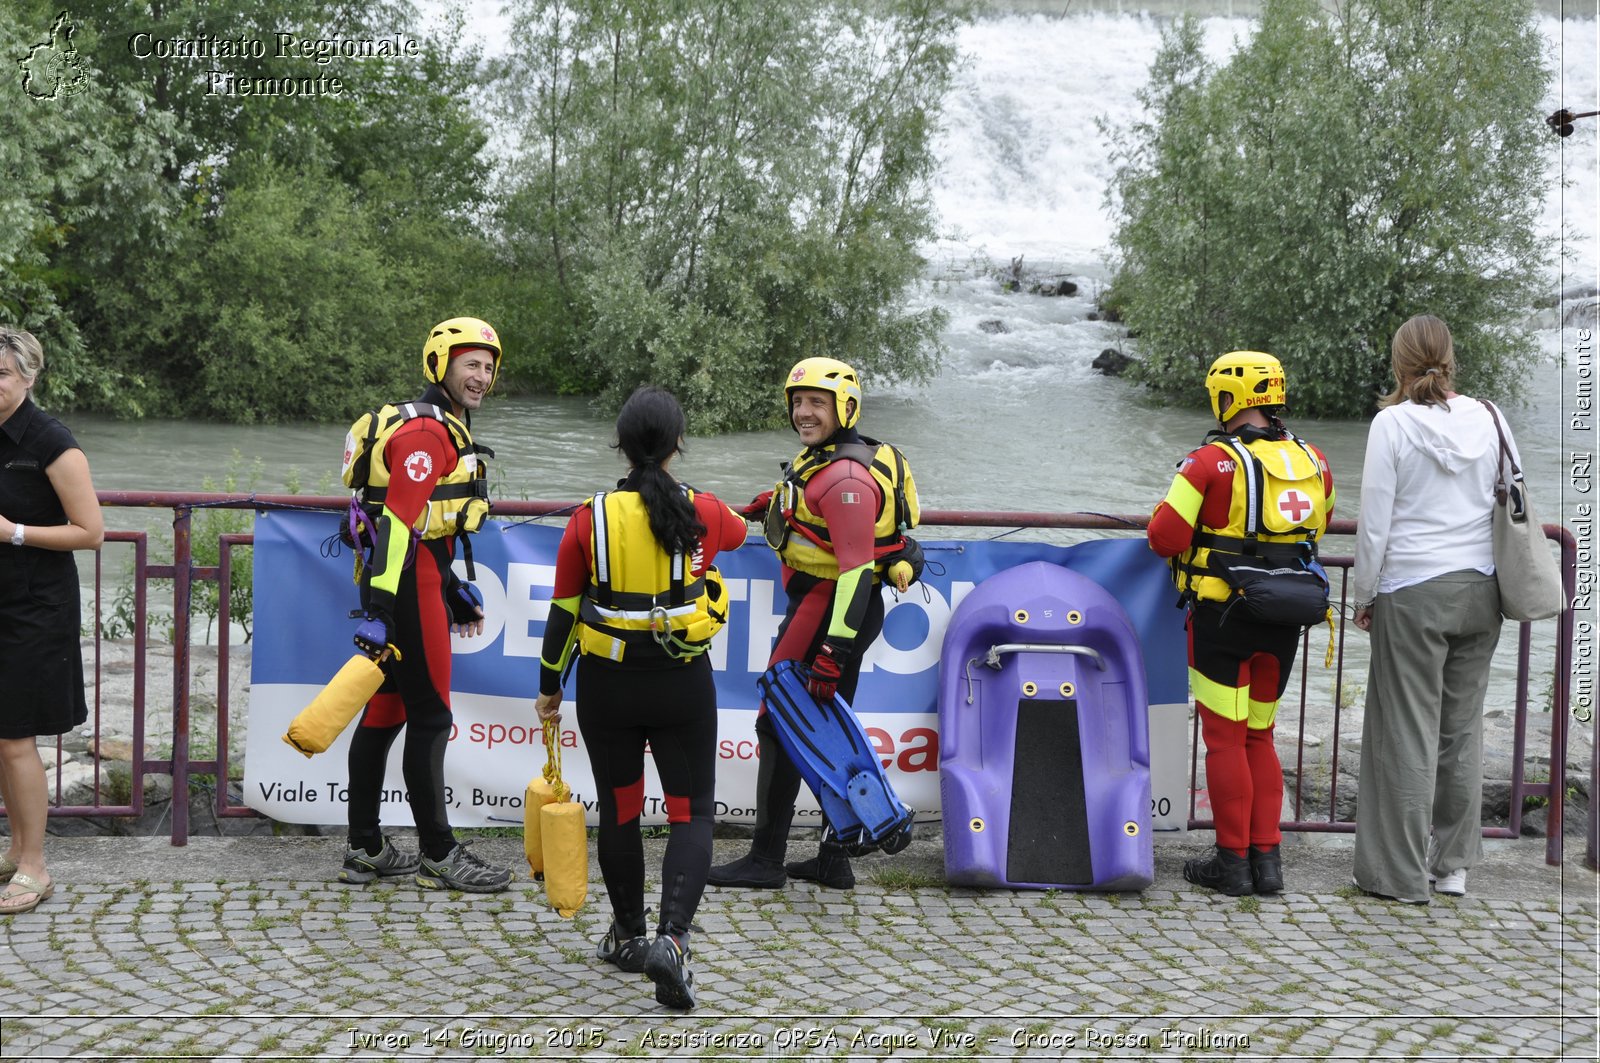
[341,401,491,540]
[577,489,729,663]
[1173,433,1330,605]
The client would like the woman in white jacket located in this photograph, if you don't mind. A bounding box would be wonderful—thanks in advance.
[1349,314,1514,904]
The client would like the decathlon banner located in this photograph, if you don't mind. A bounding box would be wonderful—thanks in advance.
[244,510,1188,829]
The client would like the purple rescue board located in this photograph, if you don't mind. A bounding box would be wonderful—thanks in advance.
[939,561,1154,890]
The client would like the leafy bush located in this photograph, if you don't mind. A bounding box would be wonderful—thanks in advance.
[1103,0,1551,417]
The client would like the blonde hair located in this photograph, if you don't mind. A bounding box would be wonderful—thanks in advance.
[0,327,44,386]
[1380,314,1455,410]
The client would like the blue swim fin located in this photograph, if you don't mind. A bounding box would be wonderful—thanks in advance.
[757,660,914,856]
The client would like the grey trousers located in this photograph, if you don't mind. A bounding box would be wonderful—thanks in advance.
[1352,570,1500,901]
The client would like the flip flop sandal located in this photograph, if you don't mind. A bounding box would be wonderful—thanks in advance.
[0,872,54,915]
[0,855,16,885]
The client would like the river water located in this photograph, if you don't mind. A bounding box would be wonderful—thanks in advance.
[63,11,1597,718]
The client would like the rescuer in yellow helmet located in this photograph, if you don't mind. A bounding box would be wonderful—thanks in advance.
[708,357,920,893]
[336,316,510,893]
[1147,351,1336,897]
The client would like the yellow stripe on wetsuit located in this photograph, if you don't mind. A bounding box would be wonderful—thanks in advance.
[368,504,413,598]
[1161,475,1205,527]
[541,594,582,675]
[827,561,875,642]
[1189,666,1280,729]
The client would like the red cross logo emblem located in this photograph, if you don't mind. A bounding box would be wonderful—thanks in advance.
[404,450,434,483]
[480,326,495,342]
[1278,489,1312,522]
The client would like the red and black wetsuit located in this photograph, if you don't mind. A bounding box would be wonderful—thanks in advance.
[734,427,888,875]
[347,384,471,863]
[538,486,747,940]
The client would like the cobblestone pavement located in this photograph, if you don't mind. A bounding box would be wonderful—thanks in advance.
[0,834,1595,1060]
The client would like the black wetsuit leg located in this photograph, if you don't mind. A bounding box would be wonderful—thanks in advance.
[577,654,718,940]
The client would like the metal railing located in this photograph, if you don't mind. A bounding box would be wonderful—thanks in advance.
[39,492,1580,868]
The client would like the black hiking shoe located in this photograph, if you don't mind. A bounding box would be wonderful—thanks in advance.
[644,932,695,1010]
[1183,847,1254,896]
[707,852,786,889]
[339,837,420,884]
[416,843,511,893]
[596,924,650,973]
[1249,845,1284,894]
[785,844,855,890]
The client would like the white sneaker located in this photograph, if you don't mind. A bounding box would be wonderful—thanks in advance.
[1432,869,1467,896]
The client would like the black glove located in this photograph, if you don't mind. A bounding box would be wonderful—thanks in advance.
[806,639,851,703]
[353,608,394,659]
[448,579,484,626]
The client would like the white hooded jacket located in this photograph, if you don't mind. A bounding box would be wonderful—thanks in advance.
[1350,395,1518,607]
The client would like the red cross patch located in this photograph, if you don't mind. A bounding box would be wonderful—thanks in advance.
[480,326,495,342]
[1277,489,1313,523]
[404,450,435,483]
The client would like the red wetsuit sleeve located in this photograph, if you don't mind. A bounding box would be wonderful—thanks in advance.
[1148,443,1235,558]
[380,418,458,529]
[804,461,883,645]
[551,505,595,599]
[366,418,458,605]
[804,462,882,575]
[691,491,748,573]
[539,507,593,695]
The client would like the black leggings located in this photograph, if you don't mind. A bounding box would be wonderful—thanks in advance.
[576,654,717,939]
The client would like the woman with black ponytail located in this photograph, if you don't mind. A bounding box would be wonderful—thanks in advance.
[535,386,746,1010]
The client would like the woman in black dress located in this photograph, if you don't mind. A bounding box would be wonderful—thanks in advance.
[0,328,103,914]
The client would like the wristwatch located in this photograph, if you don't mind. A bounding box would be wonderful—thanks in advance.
[9,524,23,547]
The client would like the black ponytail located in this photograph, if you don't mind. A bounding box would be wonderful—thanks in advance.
[613,386,705,557]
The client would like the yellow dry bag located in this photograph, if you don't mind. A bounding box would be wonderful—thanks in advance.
[527,719,588,917]
[522,775,560,880]
[281,649,394,757]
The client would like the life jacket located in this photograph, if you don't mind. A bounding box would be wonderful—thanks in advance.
[340,400,492,541]
[576,488,730,663]
[766,436,920,581]
[1172,431,1329,606]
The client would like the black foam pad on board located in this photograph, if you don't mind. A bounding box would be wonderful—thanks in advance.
[1006,698,1092,885]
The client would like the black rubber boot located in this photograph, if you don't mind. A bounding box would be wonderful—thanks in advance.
[708,729,794,889]
[706,852,786,888]
[1249,845,1283,894]
[1183,847,1255,896]
[786,839,855,890]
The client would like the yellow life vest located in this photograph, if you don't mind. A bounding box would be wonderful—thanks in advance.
[1174,433,1329,605]
[341,401,491,540]
[767,437,920,581]
[576,489,730,663]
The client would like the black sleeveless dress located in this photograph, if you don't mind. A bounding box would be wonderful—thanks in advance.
[0,397,88,739]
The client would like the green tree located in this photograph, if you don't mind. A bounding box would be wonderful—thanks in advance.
[495,0,965,432]
[1104,0,1551,417]
[4,0,502,422]
[0,5,178,406]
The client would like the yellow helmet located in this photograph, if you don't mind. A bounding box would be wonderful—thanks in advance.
[785,357,862,431]
[1205,350,1286,424]
[423,317,502,390]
